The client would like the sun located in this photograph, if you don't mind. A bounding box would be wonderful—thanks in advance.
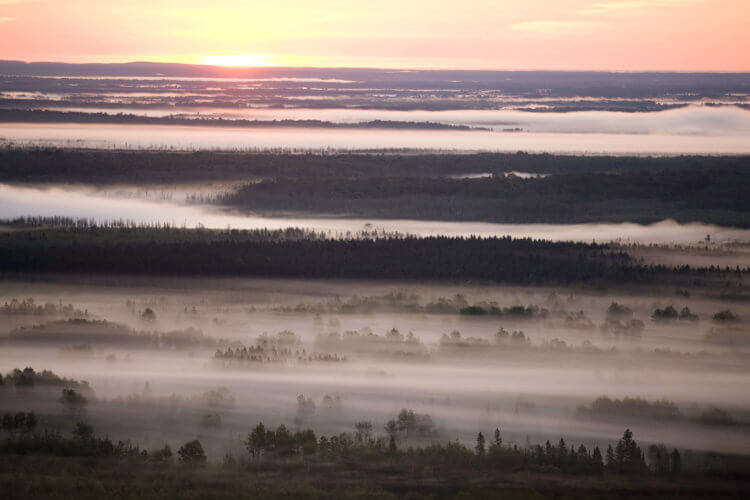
[199,54,278,67]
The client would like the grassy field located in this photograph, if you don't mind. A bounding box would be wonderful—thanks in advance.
[2,455,749,500]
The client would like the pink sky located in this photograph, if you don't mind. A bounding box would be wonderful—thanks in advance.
[1,0,749,70]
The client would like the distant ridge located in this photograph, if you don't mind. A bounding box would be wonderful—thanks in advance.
[1,60,749,94]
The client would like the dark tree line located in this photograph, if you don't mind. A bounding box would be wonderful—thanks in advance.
[219,166,750,226]
[0,109,479,131]
[0,227,658,284]
[1,148,747,184]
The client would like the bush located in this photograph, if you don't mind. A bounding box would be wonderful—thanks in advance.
[178,440,207,465]
[713,310,740,322]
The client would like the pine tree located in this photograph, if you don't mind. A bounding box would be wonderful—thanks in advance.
[545,440,553,460]
[557,438,567,465]
[494,427,502,447]
[388,435,398,455]
[592,446,604,474]
[670,449,681,474]
[606,444,616,470]
[476,432,486,456]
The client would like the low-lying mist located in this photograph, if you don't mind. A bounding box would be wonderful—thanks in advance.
[2,183,749,245]
[2,276,748,457]
[3,121,750,154]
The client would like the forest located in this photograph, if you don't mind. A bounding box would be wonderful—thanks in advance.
[2,148,747,226]
[217,166,750,226]
[0,221,692,284]
[2,148,748,183]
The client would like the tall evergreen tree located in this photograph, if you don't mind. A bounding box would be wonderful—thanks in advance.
[494,427,502,447]
[606,444,616,470]
[592,446,604,474]
[476,432,486,456]
[670,449,682,474]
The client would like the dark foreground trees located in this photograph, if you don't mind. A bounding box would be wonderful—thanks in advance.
[0,417,742,491]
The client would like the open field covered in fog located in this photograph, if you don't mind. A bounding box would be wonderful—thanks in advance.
[1,273,749,461]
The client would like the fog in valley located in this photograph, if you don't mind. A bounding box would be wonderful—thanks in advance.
[3,182,750,247]
[4,120,750,154]
[2,275,749,461]
[2,10,750,498]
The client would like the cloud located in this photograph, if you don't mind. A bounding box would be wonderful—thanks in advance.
[0,17,17,23]
[581,0,704,15]
[508,21,601,35]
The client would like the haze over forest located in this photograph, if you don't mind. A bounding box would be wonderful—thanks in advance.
[1,1,749,499]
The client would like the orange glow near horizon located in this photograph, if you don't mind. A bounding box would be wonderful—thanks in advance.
[1,0,749,71]
[199,54,279,67]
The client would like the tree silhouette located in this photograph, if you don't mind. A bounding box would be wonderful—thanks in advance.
[388,435,398,455]
[606,444,616,470]
[476,432,486,456]
[178,440,207,465]
[494,427,502,447]
[72,422,93,440]
[592,446,604,474]
[670,449,682,474]
[245,422,267,458]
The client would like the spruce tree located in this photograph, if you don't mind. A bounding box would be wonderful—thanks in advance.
[606,444,616,470]
[670,449,681,474]
[592,446,604,474]
[476,432,486,456]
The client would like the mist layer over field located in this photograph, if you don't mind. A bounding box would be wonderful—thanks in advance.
[3,120,750,154]
[2,183,749,244]
[1,276,749,459]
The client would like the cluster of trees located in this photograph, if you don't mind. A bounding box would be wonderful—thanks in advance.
[600,318,645,337]
[713,309,741,322]
[214,345,346,364]
[652,305,699,321]
[459,303,549,317]
[577,396,739,428]
[5,319,218,350]
[604,429,649,474]
[0,367,92,395]
[1,412,38,434]
[385,409,439,440]
[651,306,742,323]
[60,388,88,408]
[0,421,202,465]
[600,304,645,337]
[0,422,148,459]
[275,289,430,315]
[0,298,87,317]
[244,422,319,458]
[439,329,530,348]
[239,420,678,478]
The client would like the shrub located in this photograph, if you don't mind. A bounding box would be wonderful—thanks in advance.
[178,440,207,465]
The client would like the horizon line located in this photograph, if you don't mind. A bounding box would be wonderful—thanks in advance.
[2,59,750,75]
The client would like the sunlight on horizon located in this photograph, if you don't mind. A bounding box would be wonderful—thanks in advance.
[199,54,279,67]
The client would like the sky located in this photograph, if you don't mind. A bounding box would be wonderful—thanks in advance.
[1,0,749,71]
